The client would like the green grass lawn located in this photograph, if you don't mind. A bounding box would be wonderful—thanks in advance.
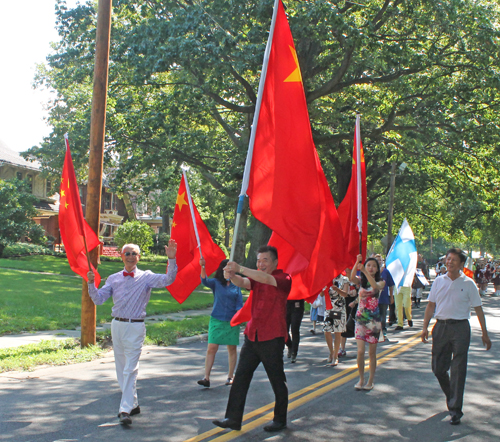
[1,256,214,335]
[0,255,171,278]
[0,317,213,372]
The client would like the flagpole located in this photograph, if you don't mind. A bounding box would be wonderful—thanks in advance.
[355,114,363,257]
[229,0,280,261]
[182,169,204,260]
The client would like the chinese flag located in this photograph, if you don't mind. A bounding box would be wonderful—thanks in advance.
[167,175,226,303]
[231,1,347,325]
[59,138,101,286]
[337,117,368,268]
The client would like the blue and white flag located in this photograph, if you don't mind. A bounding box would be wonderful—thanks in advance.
[386,219,418,291]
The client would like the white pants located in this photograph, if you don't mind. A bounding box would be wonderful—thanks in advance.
[111,319,146,413]
[411,287,423,299]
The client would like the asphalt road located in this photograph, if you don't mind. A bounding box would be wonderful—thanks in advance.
[1,297,499,442]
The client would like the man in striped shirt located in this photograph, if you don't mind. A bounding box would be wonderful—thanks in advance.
[87,240,178,425]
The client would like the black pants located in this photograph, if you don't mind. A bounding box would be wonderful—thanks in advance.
[379,303,389,331]
[286,300,304,356]
[225,336,288,425]
[389,302,397,324]
[431,320,471,418]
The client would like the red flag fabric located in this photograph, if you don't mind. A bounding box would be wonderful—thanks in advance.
[337,119,368,268]
[167,175,226,303]
[246,0,323,264]
[59,139,101,286]
[230,291,253,326]
[463,256,474,279]
[231,1,348,325]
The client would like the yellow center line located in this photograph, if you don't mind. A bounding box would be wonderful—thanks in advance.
[184,332,423,442]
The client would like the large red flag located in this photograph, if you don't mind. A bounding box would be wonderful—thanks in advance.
[337,116,368,267]
[59,137,101,286]
[231,1,347,325]
[167,174,226,303]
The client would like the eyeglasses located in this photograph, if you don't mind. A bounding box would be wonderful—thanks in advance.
[124,252,138,256]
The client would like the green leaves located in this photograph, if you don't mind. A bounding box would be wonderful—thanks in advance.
[27,0,500,252]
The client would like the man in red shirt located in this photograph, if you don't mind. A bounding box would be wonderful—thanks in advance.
[212,245,292,433]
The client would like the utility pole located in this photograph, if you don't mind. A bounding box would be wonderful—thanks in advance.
[386,162,397,255]
[81,0,112,347]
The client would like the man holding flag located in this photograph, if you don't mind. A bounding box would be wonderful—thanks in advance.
[87,240,177,425]
[212,245,291,433]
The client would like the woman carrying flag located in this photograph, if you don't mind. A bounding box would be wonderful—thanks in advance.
[197,258,243,388]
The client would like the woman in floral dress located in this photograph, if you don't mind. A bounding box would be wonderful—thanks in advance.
[323,275,349,366]
[350,254,385,390]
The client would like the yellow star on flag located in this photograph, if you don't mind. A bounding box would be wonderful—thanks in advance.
[65,202,69,209]
[61,190,66,197]
[172,221,177,228]
[284,46,302,83]
[176,192,188,211]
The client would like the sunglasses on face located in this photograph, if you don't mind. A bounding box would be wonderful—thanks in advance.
[124,252,138,256]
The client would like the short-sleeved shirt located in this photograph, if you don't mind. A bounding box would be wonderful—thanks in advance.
[428,272,482,320]
[244,269,292,342]
[201,277,243,322]
[379,268,395,305]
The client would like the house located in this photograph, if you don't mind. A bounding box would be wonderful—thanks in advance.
[0,139,59,241]
[0,138,129,246]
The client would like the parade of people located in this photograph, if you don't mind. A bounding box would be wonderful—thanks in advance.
[2,0,499,441]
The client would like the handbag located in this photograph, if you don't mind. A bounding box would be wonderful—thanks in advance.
[328,310,342,321]
[345,308,356,334]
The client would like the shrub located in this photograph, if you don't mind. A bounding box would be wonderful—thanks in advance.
[113,220,154,254]
[2,242,54,257]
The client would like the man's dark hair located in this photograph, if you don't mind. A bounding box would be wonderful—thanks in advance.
[446,248,466,264]
[257,245,278,261]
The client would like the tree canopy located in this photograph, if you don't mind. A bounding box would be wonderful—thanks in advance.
[26,0,500,258]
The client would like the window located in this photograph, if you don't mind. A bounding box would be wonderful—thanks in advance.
[46,180,52,195]
[104,193,111,210]
[16,172,23,180]
[26,174,33,193]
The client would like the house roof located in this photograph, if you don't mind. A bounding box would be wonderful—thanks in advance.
[0,138,40,171]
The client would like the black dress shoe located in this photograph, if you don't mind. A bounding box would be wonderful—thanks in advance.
[118,412,132,425]
[197,378,210,388]
[291,354,297,363]
[408,320,413,327]
[450,415,461,425]
[264,421,287,432]
[395,326,404,330]
[117,406,140,418]
[212,418,241,431]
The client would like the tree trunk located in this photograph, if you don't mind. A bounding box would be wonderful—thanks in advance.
[232,199,248,264]
[223,212,230,248]
[245,219,272,269]
[161,205,170,234]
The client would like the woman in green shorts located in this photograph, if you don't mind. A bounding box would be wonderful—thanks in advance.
[197,258,243,388]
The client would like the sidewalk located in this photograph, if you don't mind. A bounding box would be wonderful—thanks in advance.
[0,308,213,349]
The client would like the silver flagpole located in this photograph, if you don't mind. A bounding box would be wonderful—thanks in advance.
[229,0,280,261]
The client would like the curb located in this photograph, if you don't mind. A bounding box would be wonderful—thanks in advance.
[176,333,209,344]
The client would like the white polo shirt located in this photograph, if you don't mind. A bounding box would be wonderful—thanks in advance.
[428,272,482,320]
